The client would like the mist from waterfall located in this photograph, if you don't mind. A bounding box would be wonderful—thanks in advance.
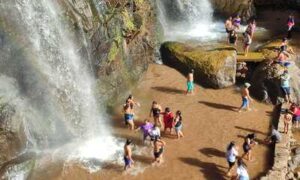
[156,0,224,41]
[0,0,121,176]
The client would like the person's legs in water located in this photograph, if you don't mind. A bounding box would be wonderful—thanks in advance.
[124,156,132,170]
[154,116,162,127]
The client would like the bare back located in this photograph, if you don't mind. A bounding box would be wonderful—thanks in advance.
[241,88,249,98]
[187,73,194,82]
[124,145,131,158]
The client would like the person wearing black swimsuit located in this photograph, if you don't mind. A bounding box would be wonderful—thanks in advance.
[149,101,162,126]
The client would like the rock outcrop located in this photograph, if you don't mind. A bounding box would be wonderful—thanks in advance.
[255,0,300,9]
[250,39,300,104]
[160,42,237,89]
[61,0,158,105]
[211,0,256,21]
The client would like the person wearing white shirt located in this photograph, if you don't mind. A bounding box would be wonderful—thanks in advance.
[226,141,238,176]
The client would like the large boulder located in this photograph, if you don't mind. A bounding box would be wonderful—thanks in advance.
[160,42,237,89]
[210,0,256,22]
[250,39,300,103]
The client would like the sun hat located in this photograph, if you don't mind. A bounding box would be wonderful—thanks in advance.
[244,82,251,88]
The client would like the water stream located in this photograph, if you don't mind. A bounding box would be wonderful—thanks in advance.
[156,0,224,41]
[0,0,121,177]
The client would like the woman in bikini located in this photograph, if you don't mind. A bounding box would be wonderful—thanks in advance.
[149,101,162,126]
[174,110,184,139]
[153,137,166,164]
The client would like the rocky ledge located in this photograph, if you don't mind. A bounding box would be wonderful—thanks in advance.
[160,42,237,89]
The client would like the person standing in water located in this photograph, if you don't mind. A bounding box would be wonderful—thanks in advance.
[186,69,194,95]
[174,110,184,139]
[161,107,174,134]
[124,139,134,170]
[135,119,153,144]
[226,141,239,176]
[149,101,162,126]
[245,19,256,39]
[236,158,250,180]
[126,94,140,109]
[123,100,135,130]
[153,137,166,165]
[225,16,233,34]
[243,32,252,57]
[238,83,253,112]
[228,30,238,46]
[233,14,241,30]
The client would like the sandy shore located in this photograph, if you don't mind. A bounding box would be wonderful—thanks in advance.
[51,64,274,180]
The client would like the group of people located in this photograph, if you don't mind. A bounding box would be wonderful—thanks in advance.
[122,95,185,170]
[225,13,295,58]
[225,14,256,56]
[123,13,297,178]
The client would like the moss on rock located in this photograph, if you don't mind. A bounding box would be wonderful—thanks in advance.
[161,42,237,88]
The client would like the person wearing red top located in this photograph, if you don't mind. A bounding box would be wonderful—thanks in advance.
[291,103,300,128]
[161,107,174,134]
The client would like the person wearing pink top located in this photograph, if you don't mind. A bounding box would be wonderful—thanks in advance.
[290,103,300,128]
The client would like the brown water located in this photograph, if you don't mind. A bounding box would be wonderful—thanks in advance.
[31,64,274,180]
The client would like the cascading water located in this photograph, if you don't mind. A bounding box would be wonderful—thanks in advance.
[156,0,224,41]
[0,0,121,177]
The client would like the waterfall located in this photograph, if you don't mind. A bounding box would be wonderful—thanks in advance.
[0,0,119,171]
[156,0,223,41]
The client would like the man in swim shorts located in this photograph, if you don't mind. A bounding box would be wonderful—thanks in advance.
[124,139,134,170]
[238,83,253,112]
[186,69,194,95]
[123,100,135,130]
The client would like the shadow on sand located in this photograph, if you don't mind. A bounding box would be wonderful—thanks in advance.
[151,86,185,94]
[198,101,237,112]
[179,157,226,180]
[235,126,268,136]
[199,148,225,158]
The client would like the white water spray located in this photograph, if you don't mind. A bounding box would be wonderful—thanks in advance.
[156,0,224,41]
[0,0,120,174]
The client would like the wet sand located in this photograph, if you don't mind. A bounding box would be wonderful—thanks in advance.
[53,64,274,180]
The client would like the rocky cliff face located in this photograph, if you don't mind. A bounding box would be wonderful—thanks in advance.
[211,0,256,21]
[254,0,300,8]
[61,0,158,105]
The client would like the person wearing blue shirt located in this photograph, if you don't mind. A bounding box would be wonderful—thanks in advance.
[280,70,291,103]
